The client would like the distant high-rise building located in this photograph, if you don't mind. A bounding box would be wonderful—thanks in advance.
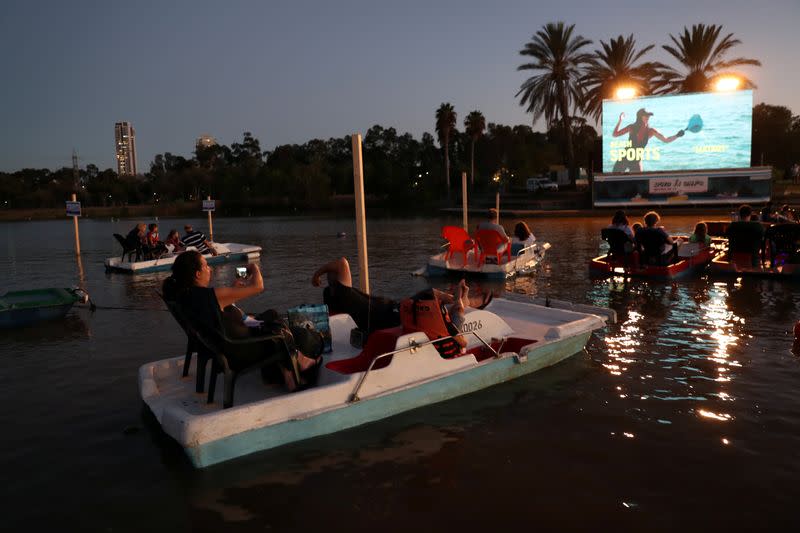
[196,134,218,150]
[114,121,138,176]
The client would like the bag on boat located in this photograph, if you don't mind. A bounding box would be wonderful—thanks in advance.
[287,304,332,353]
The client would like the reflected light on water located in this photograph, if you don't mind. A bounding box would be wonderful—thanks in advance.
[697,409,733,421]
[603,310,643,376]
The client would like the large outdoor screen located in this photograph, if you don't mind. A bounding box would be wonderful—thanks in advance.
[602,90,752,173]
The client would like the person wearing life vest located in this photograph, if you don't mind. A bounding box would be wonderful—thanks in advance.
[312,258,490,346]
[399,282,472,358]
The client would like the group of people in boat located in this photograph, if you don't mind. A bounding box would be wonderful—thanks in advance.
[606,209,691,265]
[164,252,493,393]
[605,203,800,268]
[125,223,217,260]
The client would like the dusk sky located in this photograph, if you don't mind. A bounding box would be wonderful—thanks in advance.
[1,0,797,172]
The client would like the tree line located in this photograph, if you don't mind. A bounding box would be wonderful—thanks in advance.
[2,22,799,211]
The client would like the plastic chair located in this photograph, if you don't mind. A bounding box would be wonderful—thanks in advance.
[601,227,636,267]
[475,229,511,266]
[113,233,142,262]
[162,296,215,393]
[441,226,475,264]
[164,296,296,409]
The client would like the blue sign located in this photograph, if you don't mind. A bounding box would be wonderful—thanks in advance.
[602,90,752,173]
[202,199,215,212]
[66,201,81,217]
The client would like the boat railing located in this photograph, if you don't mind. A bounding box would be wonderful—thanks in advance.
[347,330,501,403]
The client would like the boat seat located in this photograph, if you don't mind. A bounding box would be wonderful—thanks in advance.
[465,337,538,362]
[475,229,511,266]
[601,228,634,258]
[326,326,404,374]
[441,225,476,264]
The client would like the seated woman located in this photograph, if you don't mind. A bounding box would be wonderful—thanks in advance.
[125,223,148,256]
[689,222,712,246]
[163,229,184,254]
[163,251,321,391]
[146,223,168,258]
[510,221,536,255]
[607,210,635,240]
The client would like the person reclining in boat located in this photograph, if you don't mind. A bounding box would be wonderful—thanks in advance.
[311,257,491,345]
[689,222,711,246]
[181,224,218,256]
[726,204,765,267]
[163,251,321,391]
[510,221,536,255]
[636,211,676,265]
[477,208,510,259]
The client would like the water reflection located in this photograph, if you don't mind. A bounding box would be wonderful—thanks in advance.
[588,277,746,428]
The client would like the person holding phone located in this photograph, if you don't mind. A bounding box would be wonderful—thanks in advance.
[163,252,321,391]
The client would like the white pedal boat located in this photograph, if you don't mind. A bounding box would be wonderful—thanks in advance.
[139,296,612,468]
[105,243,261,274]
[421,242,551,279]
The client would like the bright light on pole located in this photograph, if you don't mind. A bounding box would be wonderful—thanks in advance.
[714,76,741,92]
[615,86,637,100]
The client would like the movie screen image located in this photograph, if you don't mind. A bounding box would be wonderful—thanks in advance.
[602,90,752,173]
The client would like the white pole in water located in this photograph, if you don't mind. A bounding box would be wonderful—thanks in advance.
[461,171,468,231]
[351,133,370,294]
[495,191,500,223]
[71,193,81,255]
[207,195,214,241]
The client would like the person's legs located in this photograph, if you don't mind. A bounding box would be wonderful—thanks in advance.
[313,257,352,288]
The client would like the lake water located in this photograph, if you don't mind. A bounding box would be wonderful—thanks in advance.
[2,214,800,531]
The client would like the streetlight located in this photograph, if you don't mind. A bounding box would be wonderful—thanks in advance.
[713,76,741,92]
[614,86,637,100]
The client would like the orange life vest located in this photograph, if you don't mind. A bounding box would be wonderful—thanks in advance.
[399,290,461,358]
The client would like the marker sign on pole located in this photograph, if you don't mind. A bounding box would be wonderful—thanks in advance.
[66,201,81,217]
[202,199,216,212]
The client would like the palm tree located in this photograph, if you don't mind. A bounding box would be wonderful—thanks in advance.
[517,22,592,183]
[464,111,486,187]
[435,103,457,199]
[582,34,660,124]
[654,24,761,94]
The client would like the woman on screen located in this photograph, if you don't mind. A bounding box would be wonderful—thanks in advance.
[612,108,685,172]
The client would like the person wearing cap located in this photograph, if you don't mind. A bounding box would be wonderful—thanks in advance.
[180,224,218,256]
[612,108,685,172]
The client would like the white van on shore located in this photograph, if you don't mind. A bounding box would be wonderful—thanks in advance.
[526,177,559,192]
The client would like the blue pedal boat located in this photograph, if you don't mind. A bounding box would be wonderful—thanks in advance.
[0,288,85,329]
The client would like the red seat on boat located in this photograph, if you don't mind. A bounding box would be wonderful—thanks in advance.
[325,326,404,374]
[441,226,475,264]
[475,229,511,266]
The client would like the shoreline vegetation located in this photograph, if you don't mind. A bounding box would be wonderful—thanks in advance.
[2,23,797,221]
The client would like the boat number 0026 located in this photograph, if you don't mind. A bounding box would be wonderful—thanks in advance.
[462,320,482,333]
